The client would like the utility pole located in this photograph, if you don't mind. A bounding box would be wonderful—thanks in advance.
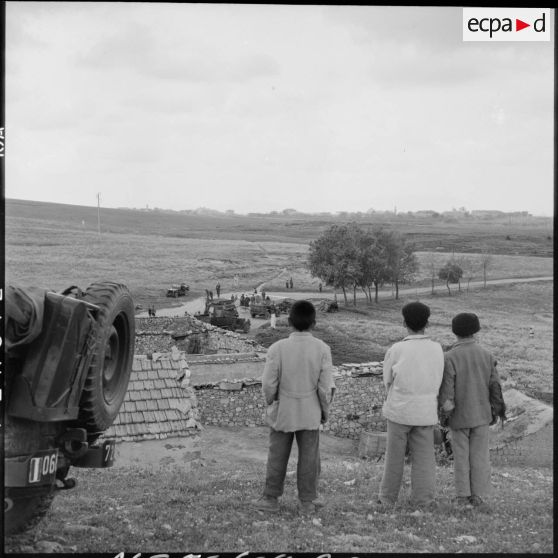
[97,193,101,235]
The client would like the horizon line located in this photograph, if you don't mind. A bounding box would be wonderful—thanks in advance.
[5,197,553,219]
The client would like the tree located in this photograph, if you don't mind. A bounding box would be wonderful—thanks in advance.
[308,223,362,305]
[459,256,477,292]
[308,223,418,305]
[381,231,418,300]
[438,261,463,296]
[424,252,439,295]
[375,229,418,299]
[354,228,388,304]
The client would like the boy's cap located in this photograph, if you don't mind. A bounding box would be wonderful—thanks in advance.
[452,313,480,337]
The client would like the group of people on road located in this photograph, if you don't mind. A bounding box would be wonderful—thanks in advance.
[252,299,506,515]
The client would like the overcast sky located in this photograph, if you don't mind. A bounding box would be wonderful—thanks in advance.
[5,3,554,215]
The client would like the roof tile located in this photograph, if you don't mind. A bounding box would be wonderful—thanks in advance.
[136,400,147,411]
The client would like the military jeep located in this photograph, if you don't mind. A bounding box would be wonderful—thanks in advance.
[4,282,135,535]
[166,283,189,297]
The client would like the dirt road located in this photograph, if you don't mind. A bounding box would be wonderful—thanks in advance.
[137,276,553,320]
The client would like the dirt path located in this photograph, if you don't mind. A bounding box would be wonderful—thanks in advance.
[270,276,553,302]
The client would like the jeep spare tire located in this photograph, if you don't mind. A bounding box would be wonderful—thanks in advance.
[78,282,135,440]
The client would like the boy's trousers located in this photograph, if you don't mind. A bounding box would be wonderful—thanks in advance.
[449,424,490,497]
[263,428,319,502]
[379,420,436,505]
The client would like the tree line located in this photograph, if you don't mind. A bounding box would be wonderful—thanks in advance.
[308,223,493,305]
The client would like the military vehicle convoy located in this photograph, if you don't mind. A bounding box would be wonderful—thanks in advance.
[4,282,135,535]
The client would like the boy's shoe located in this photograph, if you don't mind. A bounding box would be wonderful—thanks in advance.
[456,496,472,507]
[410,500,436,512]
[469,495,491,512]
[312,495,326,508]
[299,500,317,515]
[251,495,279,512]
[373,498,395,512]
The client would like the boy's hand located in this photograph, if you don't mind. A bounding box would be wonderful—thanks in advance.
[441,400,455,412]
[490,415,505,430]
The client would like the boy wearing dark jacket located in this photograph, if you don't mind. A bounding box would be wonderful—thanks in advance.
[438,313,506,508]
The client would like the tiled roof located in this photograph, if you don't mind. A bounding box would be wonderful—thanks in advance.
[102,348,200,442]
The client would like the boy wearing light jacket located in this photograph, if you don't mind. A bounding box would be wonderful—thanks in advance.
[252,300,335,515]
[378,301,444,507]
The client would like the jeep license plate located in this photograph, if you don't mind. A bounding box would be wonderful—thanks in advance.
[28,449,59,485]
[102,440,116,466]
[71,439,116,468]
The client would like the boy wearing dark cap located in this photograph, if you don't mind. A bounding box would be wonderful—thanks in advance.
[438,313,506,509]
[378,302,444,508]
[251,300,335,515]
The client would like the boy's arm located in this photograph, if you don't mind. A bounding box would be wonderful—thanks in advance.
[383,346,395,390]
[262,344,281,405]
[438,355,456,412]
[317,345,335,423]
[488,358,507,424]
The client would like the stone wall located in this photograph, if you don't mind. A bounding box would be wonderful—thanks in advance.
[194,362,387,439]
[488,389,553,468]
[135,316,265,355]
[196,382,266,427]
[323,369,386,439]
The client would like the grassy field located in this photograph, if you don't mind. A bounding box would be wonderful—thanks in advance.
[6,199,553,256]
[4,428,553,554]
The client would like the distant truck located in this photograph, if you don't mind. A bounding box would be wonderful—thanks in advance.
[250,299,284,319]
[249,302,272,319]
[166,283,189,298]
[4,282,135,535]
[196,300,251,333]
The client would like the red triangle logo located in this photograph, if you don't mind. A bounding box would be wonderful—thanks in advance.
[516,19,530,32]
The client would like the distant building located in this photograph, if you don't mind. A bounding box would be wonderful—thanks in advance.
[470,210,506,218]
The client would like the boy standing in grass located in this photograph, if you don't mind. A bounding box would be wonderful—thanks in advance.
[252,300,335,514]
[438,313,506,509]
[378,302,444,508]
